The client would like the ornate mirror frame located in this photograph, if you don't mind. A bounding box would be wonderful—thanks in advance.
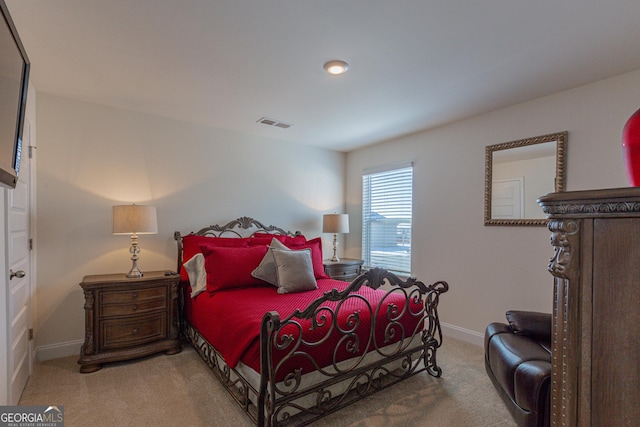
[484,131,567,226]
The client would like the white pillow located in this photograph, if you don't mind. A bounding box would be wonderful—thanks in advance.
[271,247,317,294]
[184,253,206,297]
[251,238,289,286]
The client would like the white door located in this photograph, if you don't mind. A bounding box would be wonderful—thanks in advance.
[6,119,32,404]
[492,177,524,219]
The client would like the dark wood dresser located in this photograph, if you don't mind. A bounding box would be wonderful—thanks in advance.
[323,258,364,281]
[78,270,181,373]
[538,187,640,426]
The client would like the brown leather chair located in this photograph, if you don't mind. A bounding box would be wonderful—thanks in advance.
[484,311,551,427]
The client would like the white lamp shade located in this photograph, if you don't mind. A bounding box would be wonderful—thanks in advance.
[323,213,349,234]
[113,205,158,235]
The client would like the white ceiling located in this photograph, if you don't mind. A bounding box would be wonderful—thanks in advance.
[6,0,640,152]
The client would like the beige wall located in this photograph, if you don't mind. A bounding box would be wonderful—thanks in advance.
[34,94,345,359]
[345,69,640,344]
[32,68,640,357]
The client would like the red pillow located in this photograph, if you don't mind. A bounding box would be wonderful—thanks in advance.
[249,233,307,246]
[180,235,249,281]
[201,245,269,293]
[288,237,329,279]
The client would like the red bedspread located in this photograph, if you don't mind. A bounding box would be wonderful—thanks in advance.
[184,278,423,380]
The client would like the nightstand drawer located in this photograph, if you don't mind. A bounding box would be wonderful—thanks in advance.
[101,298,166,317]
[102,313,167,350]
[323,259,364,281]
[102,287,165,303]
[327,266,360,280]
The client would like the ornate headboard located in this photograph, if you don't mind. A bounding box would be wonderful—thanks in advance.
[174,216,300,273]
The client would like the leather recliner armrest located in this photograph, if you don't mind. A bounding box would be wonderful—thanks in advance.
[505,310,552,341]
[513,360,551,412]
[484,322,512,351]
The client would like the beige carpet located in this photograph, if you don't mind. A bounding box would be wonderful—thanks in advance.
[19,337,516,427]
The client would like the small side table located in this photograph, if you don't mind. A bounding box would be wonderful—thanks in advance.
[78,271,181,373]
[323,258,364,282]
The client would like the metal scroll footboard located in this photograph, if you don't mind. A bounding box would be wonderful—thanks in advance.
[182,268,448,427]
[257,267,448,427]
[177,218,448,426]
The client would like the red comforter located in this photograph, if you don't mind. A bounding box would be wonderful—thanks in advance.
[184,278,423,380]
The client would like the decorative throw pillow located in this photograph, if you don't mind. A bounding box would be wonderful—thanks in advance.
[183,253,206,297]
[201,245,269,293]
[180,235,249,282]
[287,237,330,279]
[251,238,289,286]
[271,247,318,294]
[249,233,307,247]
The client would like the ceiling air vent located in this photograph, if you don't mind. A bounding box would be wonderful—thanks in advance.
[257,117,293,129]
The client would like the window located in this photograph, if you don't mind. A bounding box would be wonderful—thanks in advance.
[362,162,413,274]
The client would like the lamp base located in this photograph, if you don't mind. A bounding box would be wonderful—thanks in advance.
[126,233,143,278]
[126,257,143,278]
[331,233,340,262]
[126,268,143,279]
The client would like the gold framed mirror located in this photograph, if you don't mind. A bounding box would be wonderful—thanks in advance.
[484,131,567,226]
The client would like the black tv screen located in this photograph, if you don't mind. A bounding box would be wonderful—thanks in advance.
[0,0,29,189]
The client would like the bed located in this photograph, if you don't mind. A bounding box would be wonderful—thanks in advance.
[174,217,449,426]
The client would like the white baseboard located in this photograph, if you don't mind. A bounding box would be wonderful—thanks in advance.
[35,339,83,362]
[441,322,484,347]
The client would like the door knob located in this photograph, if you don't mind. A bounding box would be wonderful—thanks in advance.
[10,269,25,280]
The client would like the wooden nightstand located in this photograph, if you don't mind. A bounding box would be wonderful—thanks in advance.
[323,258,364,281]
[77,271,181,373]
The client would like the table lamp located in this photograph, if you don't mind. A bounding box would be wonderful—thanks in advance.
[113,204,158,278]
[322,213,349,262]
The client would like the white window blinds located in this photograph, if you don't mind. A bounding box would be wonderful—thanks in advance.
[362,162,413,274]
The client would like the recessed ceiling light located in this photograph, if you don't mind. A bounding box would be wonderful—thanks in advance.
[323,60,349,75]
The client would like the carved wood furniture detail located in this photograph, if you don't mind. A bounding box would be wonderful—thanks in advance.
[538,187,640,426]
[78,271,181,373]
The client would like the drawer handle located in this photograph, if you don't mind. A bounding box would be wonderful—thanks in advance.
[132,305,138,311]
[132,328,140,334]
[132,292,138,299]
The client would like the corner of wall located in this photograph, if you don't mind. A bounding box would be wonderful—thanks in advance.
[441,322,484,347]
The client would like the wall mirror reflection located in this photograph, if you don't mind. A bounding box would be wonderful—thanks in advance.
[484,131,567,226]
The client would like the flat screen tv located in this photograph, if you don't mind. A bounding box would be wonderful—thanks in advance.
[0,0,29,189]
